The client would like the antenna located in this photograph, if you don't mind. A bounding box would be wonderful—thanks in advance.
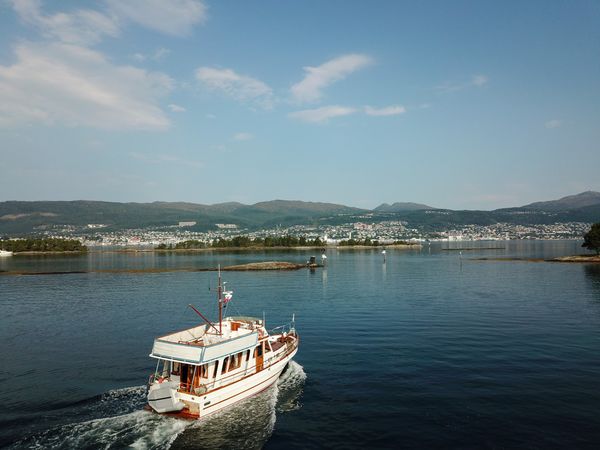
[188,304,220,334]
[218,264,223,334]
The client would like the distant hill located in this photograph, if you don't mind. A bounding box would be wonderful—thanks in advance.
[0,199,367,235]
[0,193,598,235]
[521,191,600,211]
[374,202,435,212]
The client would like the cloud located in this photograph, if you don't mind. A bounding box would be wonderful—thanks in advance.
[131,47,171,63]
[132,52,146,62]
[545,119,562,129]
[11,0,120,45]
[196,67,273,108]
[472,74,488,87]
[12,0,208,43]
[288,105,357,123]
[106,0,207,37]
[232,132,254,141]
[129,151,203,168]
[168,103,186,112]
[364,105,406,116]
[153,47,171,61]
[0,42,173,130]
[291,54,373,103]
[436,73,489,93]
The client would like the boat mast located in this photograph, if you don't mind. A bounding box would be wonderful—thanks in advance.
[218,264,223,334]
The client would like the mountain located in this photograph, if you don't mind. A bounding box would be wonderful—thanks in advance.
[0,200,366,235]
[0,193,598,236]
[520,191,600,211]
[374,202,435,212]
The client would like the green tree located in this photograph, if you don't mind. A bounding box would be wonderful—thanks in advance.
[582,223,600,255]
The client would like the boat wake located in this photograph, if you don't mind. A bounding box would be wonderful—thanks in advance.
[9,362,306,449]
[171,360,307,449]
[276,360,307,413]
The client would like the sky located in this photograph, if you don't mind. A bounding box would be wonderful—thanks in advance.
[0,0,599,210]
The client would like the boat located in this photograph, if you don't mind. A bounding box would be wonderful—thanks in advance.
[146,270,299,418]
[0,250,13,257]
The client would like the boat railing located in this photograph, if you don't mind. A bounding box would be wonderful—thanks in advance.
[268,321,295,336]
[175,341,299,394]
[178,381,211,395]
[148,372,171,386]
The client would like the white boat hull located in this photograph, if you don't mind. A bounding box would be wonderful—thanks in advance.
[147,313,299,419]
[191,346,297,418]
[153,345,297,418]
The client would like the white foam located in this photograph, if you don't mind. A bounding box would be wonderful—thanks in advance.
[276,361,307,413]
[13,409,192,449]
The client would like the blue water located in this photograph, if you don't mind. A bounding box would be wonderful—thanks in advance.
[1,241,600,448]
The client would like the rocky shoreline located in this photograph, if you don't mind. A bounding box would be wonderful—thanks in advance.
[0,260,320,276]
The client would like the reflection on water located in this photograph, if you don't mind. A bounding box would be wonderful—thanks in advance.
[584,264,600,301]
[584,263,600,279]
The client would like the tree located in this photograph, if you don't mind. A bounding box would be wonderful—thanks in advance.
[582,223,600,255]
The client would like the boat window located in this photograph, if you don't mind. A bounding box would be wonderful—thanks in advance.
[213,360,219,378]
[229,352,242,371]
[222,357,229,374]
[246,349,251,361]
[256,344,263,357]
[172,362,181,376]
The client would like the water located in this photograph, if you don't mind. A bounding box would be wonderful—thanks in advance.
[1,241,600,448]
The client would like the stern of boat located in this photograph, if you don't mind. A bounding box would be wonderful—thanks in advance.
[147,374,185,414]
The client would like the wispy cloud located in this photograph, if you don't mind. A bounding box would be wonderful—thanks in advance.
[545,119,562,129]
[129,151,203,168]
[4,2,209,131]
[12,0,208,45]
[436,73,489,93]
[288,105,357,123]
[291,54,373,103]
[134,47,171,63]
[0,42,173,130]
[364,105,406,116]
[232,132,254,141]
[106,0,207,37]
[11,0,120,45]
[168,104,186,112]
[196,67,274,108]
[472,74,488,87]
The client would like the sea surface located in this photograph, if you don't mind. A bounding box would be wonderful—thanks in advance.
[1,240,600,449]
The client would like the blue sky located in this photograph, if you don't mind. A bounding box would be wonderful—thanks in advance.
[0,0,599,210]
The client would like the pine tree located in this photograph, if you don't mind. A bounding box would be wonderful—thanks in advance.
[582,223,600,255]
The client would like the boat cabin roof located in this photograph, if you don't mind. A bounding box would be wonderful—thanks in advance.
[150,317,264,365]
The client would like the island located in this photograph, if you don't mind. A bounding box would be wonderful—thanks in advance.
[0,238,87,254]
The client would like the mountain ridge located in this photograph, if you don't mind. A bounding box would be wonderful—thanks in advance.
[521,191,600,211]
[374,202,435,212]
[0,192,599,235]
